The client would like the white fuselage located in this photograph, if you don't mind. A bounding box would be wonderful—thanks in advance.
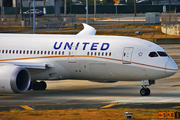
[0,34,178,83]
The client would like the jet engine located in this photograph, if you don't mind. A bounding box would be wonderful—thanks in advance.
[0,64,31,94]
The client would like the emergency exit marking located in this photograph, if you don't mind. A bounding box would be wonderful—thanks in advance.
[158,112,180,119]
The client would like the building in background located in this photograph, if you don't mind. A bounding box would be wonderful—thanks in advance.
[12,0,54,7]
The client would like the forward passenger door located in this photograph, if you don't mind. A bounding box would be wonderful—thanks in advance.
[122,47,134,64]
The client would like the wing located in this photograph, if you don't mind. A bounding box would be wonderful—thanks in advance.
[0,62,52,69]
[77,23,96,35]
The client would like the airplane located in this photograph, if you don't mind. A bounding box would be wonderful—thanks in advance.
[0,23,178,96]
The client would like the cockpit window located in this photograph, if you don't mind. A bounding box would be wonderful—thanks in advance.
[157,51,168,57]
[149,52,158,57]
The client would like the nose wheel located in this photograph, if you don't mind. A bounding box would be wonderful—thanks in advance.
[140,87,150,96]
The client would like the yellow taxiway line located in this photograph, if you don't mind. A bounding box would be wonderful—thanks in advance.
[172,106,180,109]
[20,105,34,111]
[101,103,119,109]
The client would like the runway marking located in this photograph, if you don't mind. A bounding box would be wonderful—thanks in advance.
[20,105,34,111]
[172,106,180,108]
[101,103,119,108]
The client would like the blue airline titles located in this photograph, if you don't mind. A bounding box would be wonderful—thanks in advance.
[53,42,110,51]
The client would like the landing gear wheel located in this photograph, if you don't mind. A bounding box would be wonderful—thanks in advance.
[32,81,47,91]
[140,88,150,96]
[32,81,40,90]
[140,88,146,96]
[146,88,150,95]
[39,81,47,90]
[27,81,32,90]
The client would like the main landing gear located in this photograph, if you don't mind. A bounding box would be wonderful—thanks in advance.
[140,80,155,96]
[28,81,47,91]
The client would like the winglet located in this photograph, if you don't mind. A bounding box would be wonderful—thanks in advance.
[77,23,96,35]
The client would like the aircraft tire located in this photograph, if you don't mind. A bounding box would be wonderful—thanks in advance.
[27,81,32,90]
[140,88,146,96]
[146,88,150,96]
[39,81,47,90]
[32,81,40,90]
[140,88,150,96]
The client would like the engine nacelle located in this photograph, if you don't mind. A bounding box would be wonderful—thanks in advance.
[0,64,31,94]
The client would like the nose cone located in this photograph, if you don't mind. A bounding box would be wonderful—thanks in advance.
[165,58,178,77]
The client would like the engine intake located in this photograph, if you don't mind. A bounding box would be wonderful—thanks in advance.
[0,64,31,94]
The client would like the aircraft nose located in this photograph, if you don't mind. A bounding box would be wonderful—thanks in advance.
[165,58,178,77]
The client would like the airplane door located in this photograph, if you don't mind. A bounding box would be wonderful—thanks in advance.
[122,47,133,64]
[68,46,76,63]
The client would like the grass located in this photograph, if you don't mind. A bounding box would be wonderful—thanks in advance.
[0,108,177,120]
[0,21,179,40]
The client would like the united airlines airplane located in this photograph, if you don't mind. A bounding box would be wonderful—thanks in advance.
[0,23,178,96]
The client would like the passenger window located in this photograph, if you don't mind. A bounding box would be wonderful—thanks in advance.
[48,51,50,55]
[109,52,111,56]
[23,50,25,54]
[157,51,168,57]
[59,51,61,55]
[91,52,93,56]
[27,50,29,54]
[105,52,108,56]
[87,52,89,56]
[51,51,54,55]
[149,52,158,57]
[41,51,43,54]
[6,50,8,54]
[13,50,15,54]
[102,52,104,56]
[37,51,39,54]
[16,50,18,54]
[55,51,57,55]
[94,52,97,56]
[62,51,64,55]
[98,52,100,56]
[44,51,46,55]
[34,51,36,54]
[9,50,11,54]
[19,50,22,54]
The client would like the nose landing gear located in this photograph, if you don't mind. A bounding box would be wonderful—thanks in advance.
[140,87,150,96]
[140,80,155,96]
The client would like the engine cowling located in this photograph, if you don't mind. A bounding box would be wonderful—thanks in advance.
[0,64,31,94]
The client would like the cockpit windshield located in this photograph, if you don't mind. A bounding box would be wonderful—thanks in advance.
[149,51,168,57]
[149,52,158,57]
[157,51,168,57]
